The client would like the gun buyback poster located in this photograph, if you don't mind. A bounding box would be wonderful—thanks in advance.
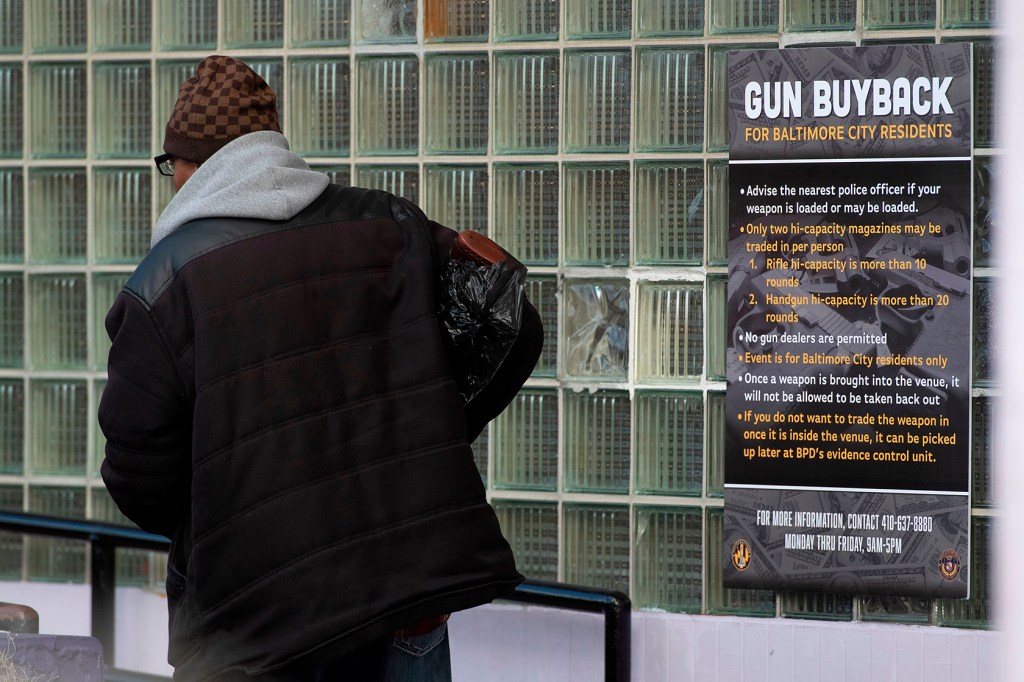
[724,44,972,598]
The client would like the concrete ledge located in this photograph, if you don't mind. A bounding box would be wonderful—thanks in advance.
[0,633,104,681]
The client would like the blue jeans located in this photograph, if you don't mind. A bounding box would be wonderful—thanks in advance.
[308,623,452,682]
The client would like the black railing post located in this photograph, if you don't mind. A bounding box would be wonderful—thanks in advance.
[90,539,117,664]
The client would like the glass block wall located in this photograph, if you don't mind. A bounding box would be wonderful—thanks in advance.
[0,0,996,627]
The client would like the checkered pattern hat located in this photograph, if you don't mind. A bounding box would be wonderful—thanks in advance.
[163,55,281,163]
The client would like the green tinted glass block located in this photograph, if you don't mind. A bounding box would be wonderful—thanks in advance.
[526,276,558,377]
[29,0,86,53]
[355,165,419,202]
[311,165,350,187]
[973,278,992,384]
[635,162,703,265]
[708,43,775,151]
[158,0,216,50]
[0,486,23,579]
[224,0,284,48]
[706,509,775,615]
[495,0,558,40]
[494,52,559,154]
[636,283,703,381]
[0,64,22,157]
[493,164,558,265]
[972,397,992,508]
[91,487,153,586]
[786,0,855,30]
[0,381,24,474]
[974,156,994,266]
[357,0,416,44]
[155,166,175,215]
[707,275,727,380]
[93,0,151,50]
[94,63,151,158]
[29,169,86,263]
[706,160,728,264]
[710,0,778,34]
[425,54,489,154]
[425,0,489,42]
[638,0,703,36]
[564,50,630,152]
[249,59,284,108]
[492,388,558,491]
[0,275,23,368]
[494,501,558,582]
[564,504,630,594]
[563,163,629,265]
[863,0,936,28]
[943,0,995,27]
[30,63,86,158]
[937,515,990,627]
[635,392,703,496]
[634,506,702,611]
[93,378,106,477]
[471,426,487,484]
[780,592,853,620]
[974,41,995,149]
[290,0,350,46]
[566,0,631,38]
[860,595,932,623]
[289,59,350,156]
[707,391,725,497]
[28,275,87,369]
[0,484,22,509]
[0,0,24,53]
[357,56,419,155]
[94,169,151,263]
[636,48,704,151]
[564,280,629,378]
[27,486,85,583]
[423,165,487,233]
[0,170,23,261]
[564,389,630,493]
[93,273,130,369]
[29,380,87,474]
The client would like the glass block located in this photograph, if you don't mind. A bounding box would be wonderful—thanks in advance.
[91,487,154,587]
[564,50,630,152]
[425,0,489,42]
[0,64,22,157]
[471,425,487,484]
[563,163,629,265]
[30,62,86,158]
[943,0,995,27]
[425,54,489,154]
[29,0,87,52]
[423,165,488,233]
[493,164,558,265]
[355,165,419,202]
[564,389,630,493]
[636,48,704,152]
[706,508,775,615]
[974,41,996,149]
[0,274,23,368]
[494,501,558,582]
[706,275,727,380]
[28,275,87,369]
[781,592,853,620]
[249,59,285,113]
[636,283,703,381]
[638,0,704,36]
[494,52,559,154]
[289,59,350,157]
[158,0,216,50]
[972,397,992,507]
[863,0,936,28]
[859,595,932,623]
[706,160,729,264]
[0,169,23,261]
[635,392,703,496]
[566,0,631,38]
[94,62,151,158]
[0,487,23,579]
[974,156,994,266]
[786,0,855,30]
[708,43,774,151]
[93,378,106,477]
[290,0,351,46]
[709,0,778,34]
[93,0,152,51]
[29,168,86,263]
[707,391,725,497]
[311,165,351,188]
[564,504,630,594]
[495,0,559,41]
[27,486,85,583]
[937,515,990,627]
[156,60,195,138]
[155,167,176,215]
[635,162,703,265]
[357,56,419,155]
[492,388,558,491]
[94,169,151,263]
[634,506,702,612]
[0,381,24,474]
[973,278,992,384]
[29,380,87,475]
[357,0,416,44]
[526,276,558,377]
[0,0,24,52]
[564,280,629,378]
[224,0,284,48]
[93,273,130,369]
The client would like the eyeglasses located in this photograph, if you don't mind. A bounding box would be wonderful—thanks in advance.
[154,154,175,176]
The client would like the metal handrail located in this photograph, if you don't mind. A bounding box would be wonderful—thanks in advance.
[0,511,631,682]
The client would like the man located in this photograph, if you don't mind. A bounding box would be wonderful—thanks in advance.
[100,55,542,681]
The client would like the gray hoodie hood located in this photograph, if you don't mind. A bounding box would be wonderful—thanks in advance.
[150,131,330,247]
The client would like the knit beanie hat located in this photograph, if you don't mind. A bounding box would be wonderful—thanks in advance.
[163,55,281,164]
